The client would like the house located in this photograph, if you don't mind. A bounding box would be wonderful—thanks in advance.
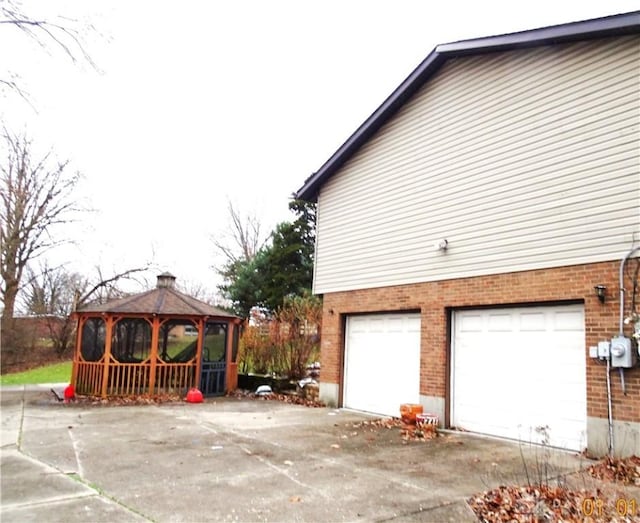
[13,315,65,341]
[295,12,640,456]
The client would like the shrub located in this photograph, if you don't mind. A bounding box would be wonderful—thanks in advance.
[238,294,321,379]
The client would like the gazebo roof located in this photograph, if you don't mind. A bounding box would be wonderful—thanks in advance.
[77,272,238,318]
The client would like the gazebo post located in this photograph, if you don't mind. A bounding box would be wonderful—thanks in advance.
[194,318,204,389]
[225,320,238,393]
[70,315,83,388]
[148,315,160,394]
[101,316,114,398]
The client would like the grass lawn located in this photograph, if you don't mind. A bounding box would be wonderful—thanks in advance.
[159,335,225,361]
[0,361,72,386]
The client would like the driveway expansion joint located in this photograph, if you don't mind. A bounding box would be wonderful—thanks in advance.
[1,492,98,511]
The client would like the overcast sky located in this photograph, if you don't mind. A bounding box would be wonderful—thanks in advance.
[1,1,638,300]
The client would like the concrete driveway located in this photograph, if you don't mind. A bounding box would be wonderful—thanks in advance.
[1,386,588,522]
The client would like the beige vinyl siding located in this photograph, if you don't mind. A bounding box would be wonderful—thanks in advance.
[314,35,640,294]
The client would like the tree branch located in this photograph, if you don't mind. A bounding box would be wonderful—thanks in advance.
[78,266,150,306]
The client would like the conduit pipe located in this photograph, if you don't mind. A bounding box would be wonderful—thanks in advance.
[607,245,640,455]
[606,355,613,456]
[618,246,640,396]
[619,245,640,334]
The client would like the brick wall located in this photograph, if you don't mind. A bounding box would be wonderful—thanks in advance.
[320,261,639,424]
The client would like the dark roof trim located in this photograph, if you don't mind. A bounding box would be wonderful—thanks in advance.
[295,11,640,202]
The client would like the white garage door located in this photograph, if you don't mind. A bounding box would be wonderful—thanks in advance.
[344,313,420,417]
[452,305,587,450]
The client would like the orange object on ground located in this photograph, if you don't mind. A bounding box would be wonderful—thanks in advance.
[400,403,423,424]
[185,387,204,403]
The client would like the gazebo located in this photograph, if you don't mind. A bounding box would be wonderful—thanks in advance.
[71,272,242,398]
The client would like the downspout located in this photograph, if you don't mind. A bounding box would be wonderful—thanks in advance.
[619,246,640,334]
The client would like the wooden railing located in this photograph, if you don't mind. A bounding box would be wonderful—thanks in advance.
[155,362,196,395]
[74,359,196,397]
[106,362,151,396]
[75,361,104,396]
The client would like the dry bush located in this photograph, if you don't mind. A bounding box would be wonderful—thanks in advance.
[238,322,275,375]
[238,294,321,379]
[0,317,63,373]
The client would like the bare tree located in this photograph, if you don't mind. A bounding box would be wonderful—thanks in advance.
[20,263,150,356]
[19,262,86,356]
[1,1,98,102]
[213,200,266,265]
[212,201,268,316]
[21,262,85,315]
[175,279,224,306]
[78,265,149,307]
[0,130,81,323]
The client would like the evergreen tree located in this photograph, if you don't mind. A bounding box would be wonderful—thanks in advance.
[220,199,316,317]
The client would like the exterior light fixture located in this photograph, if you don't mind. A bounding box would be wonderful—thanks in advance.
[433,239,448,251]
[594,285,606,303]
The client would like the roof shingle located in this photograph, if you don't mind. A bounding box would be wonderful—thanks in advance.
[77,286,237,318]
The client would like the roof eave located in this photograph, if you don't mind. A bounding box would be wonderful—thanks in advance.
[294,11,640,202]
[437,10,640,55]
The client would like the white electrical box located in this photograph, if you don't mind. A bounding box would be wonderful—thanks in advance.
[597,341,610,359]
[610,336,635,368]
[589,346,598,358]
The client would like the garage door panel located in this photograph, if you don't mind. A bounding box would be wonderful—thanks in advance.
[387,317,405,333]
[344,313,420,417]
[488,313,513,330]
[406,316,420,332]
[452,305,586,451]
[554,310,584,330]
[459,314,483,332]
[369,318,385,332]
[520,312,546,330]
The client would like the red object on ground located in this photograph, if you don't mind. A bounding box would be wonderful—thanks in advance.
[400,403,423,424]
[185,387,203,403]
[63,385,75,401]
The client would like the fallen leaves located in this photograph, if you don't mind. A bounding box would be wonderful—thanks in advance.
[468,484,586,522]
[227,389,326,408]
[67,388,325,408]
[347,417,441,442]
[587,455,640,486]
[469,455,640,522]
[404,423,439,441]
[349,418,403,430]
[69,393,182,406]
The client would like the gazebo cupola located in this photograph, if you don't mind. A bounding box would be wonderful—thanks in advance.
[71,273,242,398]
[157,271,176,288]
